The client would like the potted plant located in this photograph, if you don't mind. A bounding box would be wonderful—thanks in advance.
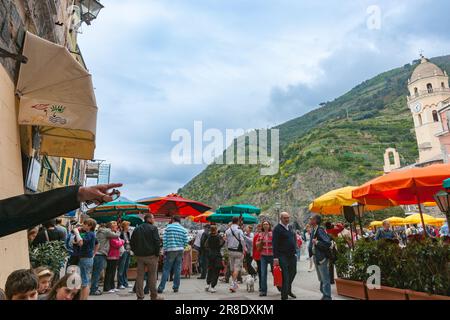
[127,254,138,280]
[334,237,368,300]
[29,241,68,277]
[402,238,450,300]
[363,239,408,300]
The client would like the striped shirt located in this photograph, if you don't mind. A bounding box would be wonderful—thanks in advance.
[163,222,188,252]
[259,231,273,256]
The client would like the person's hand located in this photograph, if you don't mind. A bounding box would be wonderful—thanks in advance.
[273,258,279,266]
[312,239,318,245]
[77,183,123,203]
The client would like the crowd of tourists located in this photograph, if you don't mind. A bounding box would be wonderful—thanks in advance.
[0,207,340,301]
[2,181,447,301]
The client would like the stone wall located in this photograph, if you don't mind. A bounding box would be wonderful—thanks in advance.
[0,0,71,80]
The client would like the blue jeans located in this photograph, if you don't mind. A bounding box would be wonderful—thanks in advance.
[296,248,301,261]
[90,255,107,294]
[158,251,183,291]
[78,257,94,287]
[315,258,331,300]
[260,255,273,294]
[117,251,131,287]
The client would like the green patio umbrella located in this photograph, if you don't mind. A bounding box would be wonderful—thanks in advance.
[87,200,149,217]
[206,213,258,224]
[94,214,144,227]
[216,204,261,215]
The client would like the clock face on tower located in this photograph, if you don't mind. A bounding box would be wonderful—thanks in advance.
[411,102,422,113]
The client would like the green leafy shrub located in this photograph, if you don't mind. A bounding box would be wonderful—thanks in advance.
[335,237,450,296]
[29,241,67,275]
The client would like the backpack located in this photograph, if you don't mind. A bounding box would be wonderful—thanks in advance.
[314,227,336,262]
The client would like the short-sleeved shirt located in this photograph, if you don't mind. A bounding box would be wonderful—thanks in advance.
[74,231,96,258]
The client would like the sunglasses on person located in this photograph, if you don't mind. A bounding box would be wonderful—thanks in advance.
[84,189,120,210]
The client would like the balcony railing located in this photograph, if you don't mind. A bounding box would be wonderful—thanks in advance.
[408,87,450,102]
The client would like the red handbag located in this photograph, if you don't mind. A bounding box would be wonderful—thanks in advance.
[273,265,283,287]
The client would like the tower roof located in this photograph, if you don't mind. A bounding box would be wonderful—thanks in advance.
[410,56,445,83]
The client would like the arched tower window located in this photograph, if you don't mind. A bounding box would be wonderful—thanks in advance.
[442,82,446,89]
[432,110,439,122]
[418,114,423,126]
[427,83,433,93]
[414,87,419,97]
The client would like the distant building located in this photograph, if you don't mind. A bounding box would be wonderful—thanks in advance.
[98,163,111,184]
[407,56,450,165]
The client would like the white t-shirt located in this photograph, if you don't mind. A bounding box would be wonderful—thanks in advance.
[193,229,204,248]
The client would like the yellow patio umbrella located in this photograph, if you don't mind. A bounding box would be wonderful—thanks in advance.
[403,213,436,225]
[309,186,394,215]
[369,221,383,228]
[430,218,446,227]
[384,216,405,226]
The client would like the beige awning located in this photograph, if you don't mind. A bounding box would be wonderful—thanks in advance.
[16,32,97,160]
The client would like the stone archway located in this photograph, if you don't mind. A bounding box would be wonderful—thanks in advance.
[383,148,401,173]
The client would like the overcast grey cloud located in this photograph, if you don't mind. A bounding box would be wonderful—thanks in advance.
[77,0,450,200]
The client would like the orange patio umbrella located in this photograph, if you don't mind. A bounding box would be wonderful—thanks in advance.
[187,211,214,224]
[352,163,450,237]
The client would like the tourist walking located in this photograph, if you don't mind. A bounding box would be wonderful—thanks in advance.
[117,221,132,289]
[272,212,297,300]
[198,224,210,279]
[225,217,246,292]
[158,216,189,293]
[243,225,257,277]
[130,214,162,300]
[205,225,225,293]
[257,221,274,296]
[309,214,332,300]
[193,227,204,275]
[89,222,120,296]
[252,224,262,292]
[303,224,315,272]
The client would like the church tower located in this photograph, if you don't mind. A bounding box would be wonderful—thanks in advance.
[407,56,450,164]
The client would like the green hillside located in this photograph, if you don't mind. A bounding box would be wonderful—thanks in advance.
[179,55,450,223]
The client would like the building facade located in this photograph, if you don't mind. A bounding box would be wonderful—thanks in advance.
[407,56,450,164]
[0,0,102,287]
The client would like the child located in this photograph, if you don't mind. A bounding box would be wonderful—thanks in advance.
[73,218,97,300]
[33,266,54,299]
[4,269,39,300]
[45,274,81,300]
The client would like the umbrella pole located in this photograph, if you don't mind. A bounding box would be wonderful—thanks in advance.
[417,202,428,238]
[413,181,428,239]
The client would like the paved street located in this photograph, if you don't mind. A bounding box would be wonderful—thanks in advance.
[90,257,348,300]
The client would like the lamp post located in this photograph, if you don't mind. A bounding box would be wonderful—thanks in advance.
[275,202,281,221]
[79,0,104,25]
[433,189,450,229]
[351,203,365,237]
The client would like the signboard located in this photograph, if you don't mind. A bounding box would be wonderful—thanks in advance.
[26,158,41,192]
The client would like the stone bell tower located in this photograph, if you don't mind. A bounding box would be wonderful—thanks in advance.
[407,56,450,164]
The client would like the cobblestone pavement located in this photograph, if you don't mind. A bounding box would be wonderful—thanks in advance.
[89,257,349,300]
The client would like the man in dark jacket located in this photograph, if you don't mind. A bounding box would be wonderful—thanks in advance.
[272,211,297,300]
[130,213,162,300]
[198,224,210,279]
[309,214,332,300]
[0,183,122,238]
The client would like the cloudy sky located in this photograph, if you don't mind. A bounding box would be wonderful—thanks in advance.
[78,0,450,200]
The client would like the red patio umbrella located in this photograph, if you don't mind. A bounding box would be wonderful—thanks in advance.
[146,193,211,218]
